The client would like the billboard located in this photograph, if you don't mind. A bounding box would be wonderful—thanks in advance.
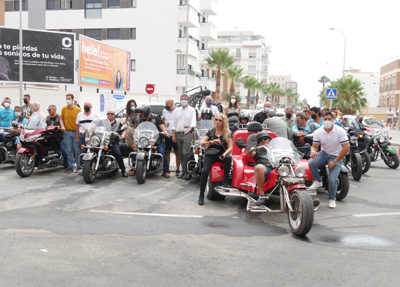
[0,27,74,84]
[79,35,130,91]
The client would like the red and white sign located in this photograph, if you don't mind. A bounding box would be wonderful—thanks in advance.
[145,84,155,94]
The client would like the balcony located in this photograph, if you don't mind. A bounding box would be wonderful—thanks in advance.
[178,5,199,28]
[199,22,217,41]
[198,49,210,64]
[201,0,218,15]
[177,37,199,58]
[176,70,199,88]
[199,76,216,91]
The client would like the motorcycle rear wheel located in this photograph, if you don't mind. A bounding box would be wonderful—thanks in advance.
[15,153,35,177]
[361,152,371,174]
[336,172,349,201]
[83,159,97,184]
[287,189,314,236]
[383,151,399,169]
[205,174,225,200]
[351,153,362,181]
[136,159,147,184]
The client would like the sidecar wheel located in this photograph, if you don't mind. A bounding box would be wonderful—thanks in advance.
[287,189,314,236]
[205,174,225,200]
[83,159,97,184]
[336,172,349,201]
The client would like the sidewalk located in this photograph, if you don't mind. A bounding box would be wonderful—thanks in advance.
[388,128,400,146]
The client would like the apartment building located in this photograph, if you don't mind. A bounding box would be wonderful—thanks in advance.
[378,60,400,108]
[1,0,218,100]
[268,74,298,107]
[208,30,270,106]
[344,69,380,108]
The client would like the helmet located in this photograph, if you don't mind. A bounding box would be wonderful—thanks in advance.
[134,104,151,118]
[238,111,250,123]
[256,131,271,144]
[201,108,213,120]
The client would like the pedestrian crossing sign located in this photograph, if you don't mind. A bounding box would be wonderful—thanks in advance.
[326,88,337,100]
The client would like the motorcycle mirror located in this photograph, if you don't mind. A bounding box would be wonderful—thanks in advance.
[203,89,211,96]
[236,138,246,149]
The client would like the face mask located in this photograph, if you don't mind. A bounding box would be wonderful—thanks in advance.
[311,114,317,120]
[66,100,72,105]
[130,106,136,111]
[15,112,21,117]
[206,101,212,106]
[23,99,28,104]
[3,103,10,108]
[324,121,333,129]
[358,118,363,123]
[264,107,271,113]
[165,106,171,111]
[285,113,291,119]
[84,107,90,112]
[181,100,188,107]
[231,99,236,104]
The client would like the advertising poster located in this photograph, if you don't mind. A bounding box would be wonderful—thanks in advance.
[0,27,74,84]
[79,35,130,91]
[101,94,125,112]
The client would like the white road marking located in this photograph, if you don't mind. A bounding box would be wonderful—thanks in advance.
[353,212,400,218]
[89,209,203,218]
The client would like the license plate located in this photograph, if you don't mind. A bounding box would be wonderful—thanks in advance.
[83,153,95,160]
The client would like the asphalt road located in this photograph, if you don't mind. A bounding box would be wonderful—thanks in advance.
[0,158,400,287]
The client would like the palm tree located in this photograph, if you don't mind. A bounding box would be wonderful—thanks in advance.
[327,76,367,114]
[205,49,235,103]
[284,88,295,107]
[267,82,282,105]
[318,75,331,91]
[241,76,257,109]
[222,65,244,96]
[261,83,271,103]
[254,81,264,109]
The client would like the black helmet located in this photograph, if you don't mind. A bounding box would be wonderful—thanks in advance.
[238,111,250,123]
[135,104,151,118]
[201,108,213,120]
[256,131,271,144]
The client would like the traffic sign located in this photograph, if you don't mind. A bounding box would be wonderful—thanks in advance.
[145,84,155,94]
[326,88,337,100]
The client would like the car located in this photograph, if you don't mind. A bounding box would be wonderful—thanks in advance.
[115,102,166,123]
[275,108,285,117]
[342,115,385,130]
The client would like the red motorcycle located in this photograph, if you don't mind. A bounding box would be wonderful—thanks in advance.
[15,113,64,177]
[208,123,318,236]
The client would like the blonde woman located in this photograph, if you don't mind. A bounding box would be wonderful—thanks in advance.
[198,113,233,205]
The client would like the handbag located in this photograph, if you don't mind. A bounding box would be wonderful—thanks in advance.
[205,145,224,156]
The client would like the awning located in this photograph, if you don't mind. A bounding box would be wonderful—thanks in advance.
[188,57,201,74]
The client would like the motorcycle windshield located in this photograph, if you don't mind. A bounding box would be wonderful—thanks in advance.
[24,112,47,130]
[134,122,159,141]
[88,118,112,134]
[266,137,301,167]
[197,120,213,140]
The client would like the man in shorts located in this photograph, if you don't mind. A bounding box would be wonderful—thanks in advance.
[386,107,394,129]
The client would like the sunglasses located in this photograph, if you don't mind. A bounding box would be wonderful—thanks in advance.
[47,109,52,112]
[258,137,270,143]
[214,118,223,122]
[107,113,115,115]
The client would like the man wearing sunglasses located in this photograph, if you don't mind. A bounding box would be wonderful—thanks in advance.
[246,132,273,200]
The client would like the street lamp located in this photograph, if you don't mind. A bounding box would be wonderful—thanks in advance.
[329,27,346,77]
[325,62,336,80]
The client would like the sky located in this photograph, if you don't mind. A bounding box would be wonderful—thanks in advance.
[213,0,400,106]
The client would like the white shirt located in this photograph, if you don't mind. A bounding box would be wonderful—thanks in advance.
[387,110,394,119]
[162,108,176,134]
[394,109,399,118]
[171,105,196,132]
[199,105,219,116]
[313,124,348,156]
[75,112,99,133]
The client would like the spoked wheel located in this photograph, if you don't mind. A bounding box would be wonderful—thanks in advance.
[361,152,371,174]
[205,174,225,200]
[336,172,349,201]
[15,153,35,177]
[287,189,314,236]
[383,151,399,169]
[136,159,147,184]
[83,159,97,184]
[350,152,363,181]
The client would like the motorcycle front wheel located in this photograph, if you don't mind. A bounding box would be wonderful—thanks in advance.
[83,159,97,184]
[136,159,147,184]
[336,172,349,201]
[383,151,399,169]
[361,152,371,174]
[351,152,363,181]
[287,189,314,236]
[15,153,35,177]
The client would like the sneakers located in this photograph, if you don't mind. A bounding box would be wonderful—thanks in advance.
[308,181,323,191]
[65,168,73,174]
[75,168,82,173]
[328,200,336,209]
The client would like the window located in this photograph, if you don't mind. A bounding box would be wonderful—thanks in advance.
[131,60,136,71]
[131,28,136,39]
[249,53,256,58]
[131,0,137,7]
[60,0,72,9]
[84,29,102,40]
[248,65,256,71]
[236,48,241,57]
[107,29,120,39]
[47,0,55,9]
[14,0,26,10]
[85,0,102,18]
[108,0,120,7]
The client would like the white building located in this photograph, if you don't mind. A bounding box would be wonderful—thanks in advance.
[208,30,270,106]
[1,0,218,112]
[344,69,380,107]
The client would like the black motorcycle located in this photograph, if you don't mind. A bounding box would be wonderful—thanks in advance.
[187,86,224,115]
[0,123,18,164]
[343,128,363,181]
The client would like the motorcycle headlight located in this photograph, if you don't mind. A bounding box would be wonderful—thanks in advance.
[25,134,40,142]
[89,136,101,147]
[278,165,290,177]
[379,136,385,143]
[295,166,306,178]
[139,136,150,146]
[350,136,357,144]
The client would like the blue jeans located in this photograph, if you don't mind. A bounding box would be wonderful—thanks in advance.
[308,150,343,200]
[157,141,170,174]
[64,130,80,170]
[58,138,68,168]
[79,133,86,166]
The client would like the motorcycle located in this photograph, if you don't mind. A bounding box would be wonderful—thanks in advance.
[209,123,316,236]
[81,119,130,184]
[129,121,163,184]
[366,126,399,169]
[0,122,18,164]
[187,86,224,115]
[343,127,363,181]
[347,123,371,174]
[187,120,213,176]
[15,113,64,177]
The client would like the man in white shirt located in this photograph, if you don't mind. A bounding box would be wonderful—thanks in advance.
[393,107,399,129]
[75,102,99,172]
[386,107,394,129]
[308,111,350,209]
[198,95,219,120]
[162,99,181,177]
[171,94,197,180]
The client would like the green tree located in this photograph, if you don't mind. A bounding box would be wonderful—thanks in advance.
[222,65,244,96]
[225,93,242,103]
[266,82,282,105]
[241,76,257,109]
[318,75,331,91]
[205,49,235,103]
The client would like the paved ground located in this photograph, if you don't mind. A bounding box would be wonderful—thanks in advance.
[0,157,400,286]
